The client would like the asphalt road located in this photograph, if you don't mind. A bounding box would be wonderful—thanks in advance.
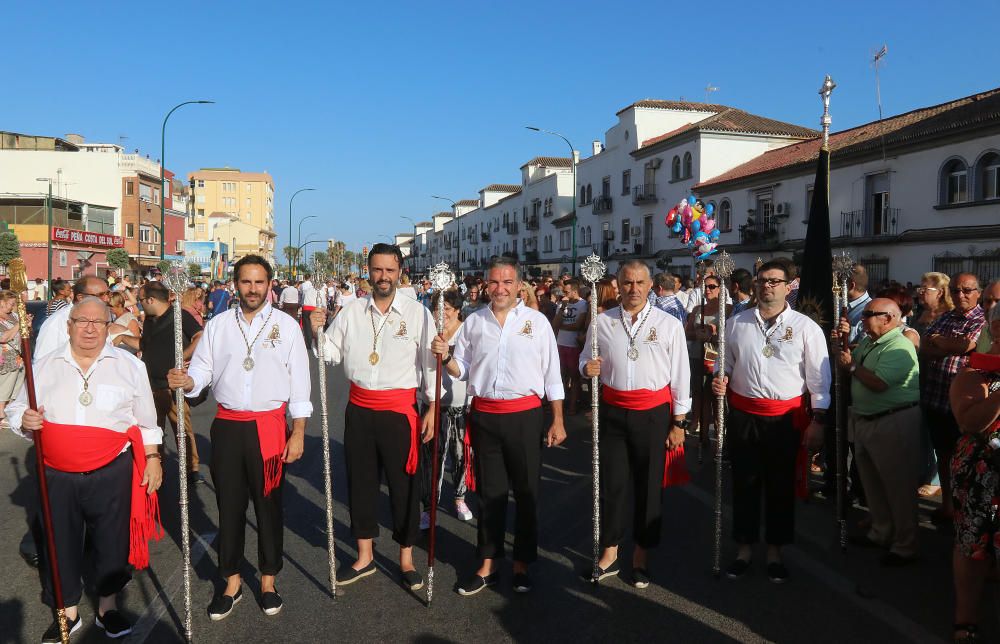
[0,359,993,643]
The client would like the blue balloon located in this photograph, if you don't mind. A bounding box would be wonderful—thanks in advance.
[672,221,682,233]
[706,203,715,216]
[689,194,697,205]
[710,229,721,240]
[691,219,701,234]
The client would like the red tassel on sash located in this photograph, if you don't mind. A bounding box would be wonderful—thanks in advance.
[662,444,691,488]
[465,395,543,491]
[348,384,419,474]
[41,422,163,570]
[216,403,288,496]
[728,391,813,499]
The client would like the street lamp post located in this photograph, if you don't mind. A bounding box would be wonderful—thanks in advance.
[401,215,418,275]
[526,126,578,274]
[288,188,315,278]
[160,100,214,260]
[36,178,53,288]
[296,214,318,274]
[431,195,460,276]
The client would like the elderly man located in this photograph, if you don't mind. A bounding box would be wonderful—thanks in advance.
[974,280,1000,353]
[652,272,687,324]
[8,296,163,641]
[921,272,986,522]
[34,276,114,360]
[837,298,921,565]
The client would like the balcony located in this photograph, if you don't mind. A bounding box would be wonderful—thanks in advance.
[739,219,781,246]
[593,195,613,214]
[481,231,491,242]
[632,183,657,205]
[525,215,539,230]
[118,153,161,178]
[524,250,539,262]
[840,208,900,239]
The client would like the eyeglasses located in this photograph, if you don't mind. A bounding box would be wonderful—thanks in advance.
[754,278,789,287]
[704,284,720,291]
[70,318,111,329]
[86,291,110,299]
[916,287,939,294]
[861,310,892,319]
[950,287,980,295]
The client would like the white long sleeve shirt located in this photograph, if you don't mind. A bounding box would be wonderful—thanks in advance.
[452,302,565,401]
[723,306,831,409]
[579,303,692,414]
[318,293,437,401]
[186,303,313,418]
[33,304,72,361]
[7,343,163,447]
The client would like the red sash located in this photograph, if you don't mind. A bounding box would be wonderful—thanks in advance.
[464,395,543,491]
[349,384,419,475]
[602,386,688,488]
[970,352,1000,372]
[216,403,288,496]
[41,422,163,570]
[728,391,812,499]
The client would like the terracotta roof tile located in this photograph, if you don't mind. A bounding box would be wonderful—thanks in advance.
[695,87,1000,191]
[482,183,522,193]
[617,100,728,116]
[456,199,480,207]
[519,156,573,169]
[637,109,817,150]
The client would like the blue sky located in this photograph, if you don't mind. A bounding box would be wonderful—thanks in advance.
[5,0,998,254]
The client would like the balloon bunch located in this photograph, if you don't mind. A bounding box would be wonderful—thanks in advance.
[665,195,721,260]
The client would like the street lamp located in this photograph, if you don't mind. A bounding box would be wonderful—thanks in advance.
[431,195,460,275]
[160,100,214,260]
[401,216,418,274]
[288,188,315,278]
[36,178,53,288]
[296,214,318,273]
[526,126,578,274]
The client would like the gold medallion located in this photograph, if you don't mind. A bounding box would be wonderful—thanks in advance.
[369,351,380,365]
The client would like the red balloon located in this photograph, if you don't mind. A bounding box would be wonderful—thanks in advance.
[665,208,677,226]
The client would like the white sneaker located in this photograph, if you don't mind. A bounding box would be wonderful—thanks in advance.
[419,511,430,530]
[455,499,473,521]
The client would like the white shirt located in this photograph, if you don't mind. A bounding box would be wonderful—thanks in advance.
[279,286,300,305]
[580,303,692,414]
[33,304,72,361]
[186,303,313,418]
[421,323,467,408]
[300,280,317,308]
[723,306,831,409]
[453,302,565,401]
[7,343,163,447]
[556,299,588,347]
[334,290,356,311]
[319,293,436,401]
[396,286,418,300]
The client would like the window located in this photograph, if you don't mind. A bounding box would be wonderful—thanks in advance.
[246,197,251,208]
[683,152,693,179]
[559,230,571,250]
[976,152,1000,200]
[197,180,205,188]
[601,177,611,198]
[719,200,732,232]
[126,223,135,238]
[139,227,150,243]
[621,218,631,243]
[622,170,631,196]
[671,156,681,181]
[755,190,774,222]
[176,240,183,253]
[139,184,152,201]
[125,180,134,196]
[804,185,814,222]
[59,251,67,267]
[580,186,586,204]
[153,188,160,205]
[196,195,206,204]
[941,158,969,204]
[245,183,252,193]
[586,226,592,245]
[197,208,205,217]
[586,184,592,204]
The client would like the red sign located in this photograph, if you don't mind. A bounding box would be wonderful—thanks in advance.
[51,227,124,248]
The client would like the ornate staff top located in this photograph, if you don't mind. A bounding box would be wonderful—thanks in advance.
[831,250,854,282]
[714,250,735,280]
[580,253,606,285]
[162,260,192,295]
[8,258,31,337]
[429,262,455,292]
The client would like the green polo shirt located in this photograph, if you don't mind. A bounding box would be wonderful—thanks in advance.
[850,326,920,416]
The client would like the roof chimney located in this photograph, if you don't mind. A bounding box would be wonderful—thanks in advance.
[592,140,603,156]
[65,133,84,145]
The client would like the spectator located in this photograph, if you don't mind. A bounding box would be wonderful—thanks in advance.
[686,273,722,450]
[553,278,588,415]
[845,264,872,345]
[913,272,953,498]
[109,292,141,338]
[461,284,485,318]
[730,268,754,316]
[207,281,231,320]
[652,272,687,323]
[536,286,556,320]
[594,278,618,313]
[279,279,300,318]
[518,283,540,311]
[974,280,1000,352]
[182,286,207,327]
[46,279,72,316]
[876,285,920,348]
[0,290,25,428]
[836,298,921,566]
[29,278,47,302]
[397,274,418,300]
[921,273,986,523]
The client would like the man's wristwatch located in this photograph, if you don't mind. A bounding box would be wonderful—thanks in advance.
[672,419,691,431]
[442,355,452,366]
[812,410,828,423]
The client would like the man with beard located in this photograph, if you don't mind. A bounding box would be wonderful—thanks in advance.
[168,255,312,619]
[432,256,565,596]
[310,243,436,592]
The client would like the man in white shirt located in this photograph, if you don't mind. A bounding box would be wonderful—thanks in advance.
[311,244,436,592]
[299,273,318,348]
[580,260,691,589]
[553,278,588,416]
[278,279,300,319]
[34,276,119,361]
[169,255,312,620]
[433,256,566,596]
[712,260,830,584]
[8,296,163,641]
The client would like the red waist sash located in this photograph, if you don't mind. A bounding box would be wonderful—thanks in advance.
[216,403,288,496]
[41,422,163,570]
[602,385,672,411]
[970,352,1000,372]
[464,395,543,491]
[728,391,812,499]
[349,384,419,475]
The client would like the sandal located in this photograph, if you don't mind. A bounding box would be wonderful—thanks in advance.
[953,623,978,641]
[918,485,941,497]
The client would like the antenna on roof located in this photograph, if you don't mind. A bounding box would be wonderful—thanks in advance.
[872,44,889,161]
[705,83,719,103]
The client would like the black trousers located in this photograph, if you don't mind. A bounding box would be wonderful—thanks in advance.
[599,401,670,549]
[41,451,132,607]
[729,407,800,546]
[344,403,420,546]
[469,406,544,563]
[211,417,284,578]
[301,307,316,350]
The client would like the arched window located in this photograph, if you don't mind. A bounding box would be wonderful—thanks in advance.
[671,156,681,181]
[683,152,693,178]
[975,151,1000,201]
[586,226,592,246]
[719,199,732,232]
[580,187,586,204]
[941,157,969,204]
[586,184,593,204]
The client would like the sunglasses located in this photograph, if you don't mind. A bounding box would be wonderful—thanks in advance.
[950,287,980,295]
[754,278,789,287]
[861,310,892,319]
[916,286,939,294]
[704,284,720,291]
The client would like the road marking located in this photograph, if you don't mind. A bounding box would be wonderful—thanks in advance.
[131,531,216,643]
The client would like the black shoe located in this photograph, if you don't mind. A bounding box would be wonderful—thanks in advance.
[336,561,376,586]
[95,609,132,638]
[880,552,919,567]
[579,559,619,583]
[848,534,885,549]
[20,545,39,569]
[512,572,533,593]
[207,588,242,621]
[42,613,82,643]
[725,559,751,580]
[767,561,790,584]
[401,569,424,591]
[456,572,498,596]
[187,472,205,485]
[261,591,283,616]
[632,568,650,589]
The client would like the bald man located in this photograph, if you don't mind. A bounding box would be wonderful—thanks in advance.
[836,298,921,565]
[34,276,125,361]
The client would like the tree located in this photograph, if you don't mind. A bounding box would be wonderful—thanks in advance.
[188,262,203,279]
[156,260,171,274]
[105,248,131,274]
[0,232,20,270]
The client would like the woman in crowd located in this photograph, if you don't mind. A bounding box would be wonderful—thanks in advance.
[0,291,24,429]
[685,273,721,453]
[594,277,619,313]
[916,272,955,498]
[182,286,207,328]
[109,291,142,337]
[877,284,921,348]
[519,283,540,311]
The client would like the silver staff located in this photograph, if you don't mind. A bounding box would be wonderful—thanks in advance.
[695,260,707,465]
[832,251,854,554]
[312,260,338,597]
[580,253,606,582]
[427,262,455,605]
[712,251,735,578]
[163,262,194,642]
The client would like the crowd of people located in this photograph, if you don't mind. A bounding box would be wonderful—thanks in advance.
[7,248,1000,642]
